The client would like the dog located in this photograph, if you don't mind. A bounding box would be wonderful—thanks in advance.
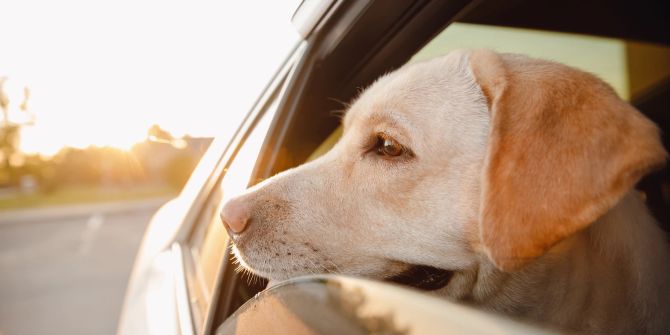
[220,49,670,334]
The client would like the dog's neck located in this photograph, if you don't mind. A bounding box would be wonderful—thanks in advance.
[439,191,670,334]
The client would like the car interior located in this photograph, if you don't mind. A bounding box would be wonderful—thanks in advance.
[184,0,670,333]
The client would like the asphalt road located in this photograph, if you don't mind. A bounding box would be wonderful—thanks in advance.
[0,200,167,335]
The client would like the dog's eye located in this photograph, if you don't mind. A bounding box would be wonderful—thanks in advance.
[375,136,404,157]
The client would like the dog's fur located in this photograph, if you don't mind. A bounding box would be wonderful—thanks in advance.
[221,49,670,334]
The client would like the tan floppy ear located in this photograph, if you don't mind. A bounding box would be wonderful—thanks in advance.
[469,49,668,271]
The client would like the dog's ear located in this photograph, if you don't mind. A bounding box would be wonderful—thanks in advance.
[469,49,667,271]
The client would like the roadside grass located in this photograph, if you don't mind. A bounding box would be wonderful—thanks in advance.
[0,185,180,211]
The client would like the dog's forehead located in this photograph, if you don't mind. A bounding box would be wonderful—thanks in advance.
[344,93,412,131]
[344,51,472,130]
[342,76,430,132]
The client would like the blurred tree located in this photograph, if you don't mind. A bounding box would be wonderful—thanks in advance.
[14,154,55,191]
[52,148,102,186]
[0,125,20,185]
[0,77,29,186]
[50,146,147,189]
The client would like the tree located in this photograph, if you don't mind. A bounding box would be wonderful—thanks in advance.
[0,77,35,186]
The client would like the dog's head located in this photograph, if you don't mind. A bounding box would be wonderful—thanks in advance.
[221,49,666,282]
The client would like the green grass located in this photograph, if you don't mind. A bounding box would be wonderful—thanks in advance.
[0,185,179,211]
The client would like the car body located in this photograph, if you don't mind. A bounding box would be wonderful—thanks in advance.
[117,1,670,334]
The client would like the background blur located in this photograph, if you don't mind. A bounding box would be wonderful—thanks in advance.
[0,1,297,334]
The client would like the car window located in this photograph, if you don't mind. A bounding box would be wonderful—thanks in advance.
[185,99,278,333]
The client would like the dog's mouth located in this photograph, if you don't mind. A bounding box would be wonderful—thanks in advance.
[385,265,454,291]
[231,234,454,290]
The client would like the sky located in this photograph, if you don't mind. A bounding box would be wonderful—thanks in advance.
[1,0,300,155]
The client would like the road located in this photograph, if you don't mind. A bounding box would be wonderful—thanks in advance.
[0,199,168,335]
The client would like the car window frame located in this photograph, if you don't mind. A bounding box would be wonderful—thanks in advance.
[171,42,307,335]
[184,90,285,331]
[183,93,281,334]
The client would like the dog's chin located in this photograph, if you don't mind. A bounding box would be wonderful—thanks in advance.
[233,246,372,281]
[231,247,280,280]
[231,246,319,281]
[234,245,454,291]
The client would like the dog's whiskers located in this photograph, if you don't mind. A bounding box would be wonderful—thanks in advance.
[326,259,342,273]
[304,256,324,275]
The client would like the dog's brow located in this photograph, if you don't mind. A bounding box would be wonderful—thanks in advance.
[366,112,413,144]
[367,112,407,130]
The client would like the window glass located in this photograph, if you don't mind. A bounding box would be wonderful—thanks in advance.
[185,98,277,331]
[411,22,670,101]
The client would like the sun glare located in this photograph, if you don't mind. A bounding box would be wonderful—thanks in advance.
[1,0,300,157]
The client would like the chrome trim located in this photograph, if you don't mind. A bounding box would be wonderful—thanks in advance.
[172,243,195,335]
[291,0,336,38]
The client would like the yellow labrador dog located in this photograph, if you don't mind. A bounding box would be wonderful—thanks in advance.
[220,49,670,334]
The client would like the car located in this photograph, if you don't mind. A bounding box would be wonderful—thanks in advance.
[117,0,670,334]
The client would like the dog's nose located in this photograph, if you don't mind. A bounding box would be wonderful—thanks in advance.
[220,198,250,234]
